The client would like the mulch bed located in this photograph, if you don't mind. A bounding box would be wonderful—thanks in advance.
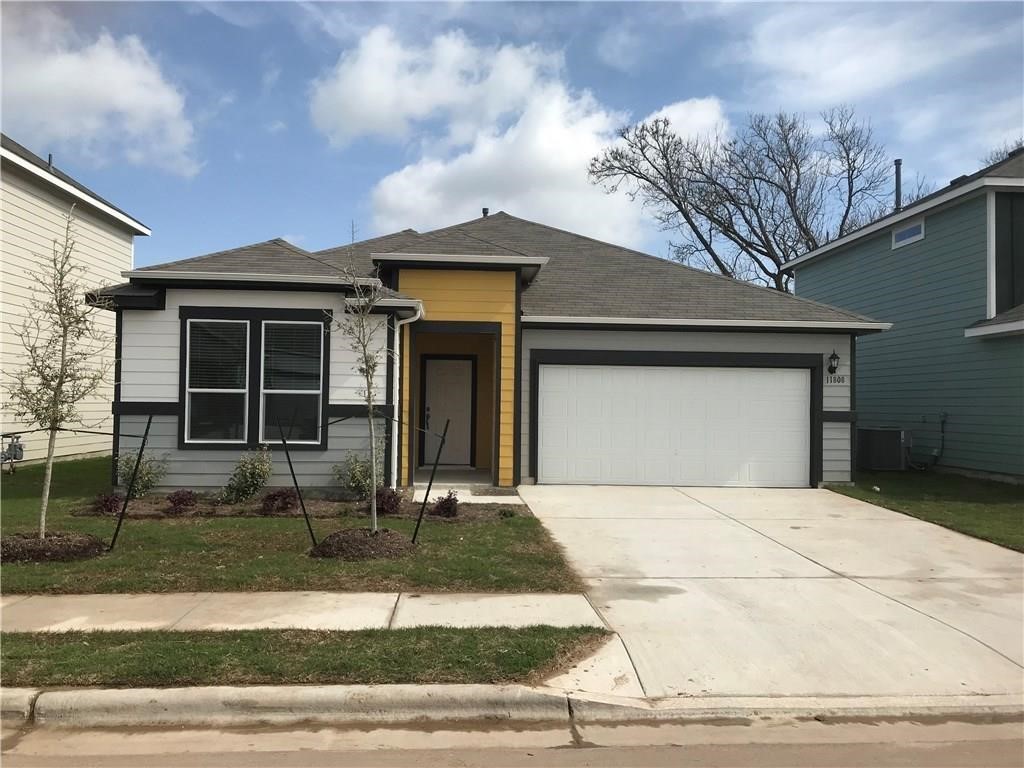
[1,531,106,563]
[309,528,415,560]
[73,495,524,522]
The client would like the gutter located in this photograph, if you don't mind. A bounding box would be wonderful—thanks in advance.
[391,302,424,488]
[521,316,892,332]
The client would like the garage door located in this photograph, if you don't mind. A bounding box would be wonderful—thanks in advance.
[537,365,810,487]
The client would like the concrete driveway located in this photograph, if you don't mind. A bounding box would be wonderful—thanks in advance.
[519,485,1024,700]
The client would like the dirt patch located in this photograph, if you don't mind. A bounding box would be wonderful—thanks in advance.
[1,531,106,563]
[72,494,525,521]
[309,528,415,560]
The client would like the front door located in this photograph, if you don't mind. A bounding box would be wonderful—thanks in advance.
[422,357,474,465]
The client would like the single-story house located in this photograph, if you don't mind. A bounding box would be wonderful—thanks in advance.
[91,211,889,490]
[785,149,1023,481]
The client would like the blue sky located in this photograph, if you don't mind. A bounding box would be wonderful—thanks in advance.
[3,1,1022,268]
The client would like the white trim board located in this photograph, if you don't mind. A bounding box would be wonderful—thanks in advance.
[521,315,891,331]
[964,319,1024,338]
[1,147,151,236]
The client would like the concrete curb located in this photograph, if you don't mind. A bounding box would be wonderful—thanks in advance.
[0,688,40,726]
[561,691,1024,723]
[8,685,1022,729]
[32,685,571,728]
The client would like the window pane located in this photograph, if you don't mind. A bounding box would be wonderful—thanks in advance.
[263,393,320,442]
[189,392,246,441]
[264,323,322,390]
[894,224,922,243]
[189,322,247,389]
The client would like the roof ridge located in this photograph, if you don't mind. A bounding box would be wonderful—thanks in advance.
[467,213,876,323]
[314,228,421,256]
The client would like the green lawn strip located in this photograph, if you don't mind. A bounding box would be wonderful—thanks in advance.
[1,457,583,594]
[829,471,1024,552]
[1,626,609,688]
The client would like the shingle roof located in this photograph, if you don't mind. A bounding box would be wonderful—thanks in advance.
[1,133,148,232]
[135,213,882,326]
[968,303,1024,329]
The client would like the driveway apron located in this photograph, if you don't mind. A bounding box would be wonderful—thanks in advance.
[520,485,1024,699]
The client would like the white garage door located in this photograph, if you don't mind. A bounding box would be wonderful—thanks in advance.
[537,365,810,487]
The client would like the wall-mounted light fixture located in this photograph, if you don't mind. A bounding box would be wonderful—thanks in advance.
[827,350,841,375]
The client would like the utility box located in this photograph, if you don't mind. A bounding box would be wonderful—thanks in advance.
[857,428,911,471]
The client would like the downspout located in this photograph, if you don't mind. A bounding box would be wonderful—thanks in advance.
[391,302,423,488]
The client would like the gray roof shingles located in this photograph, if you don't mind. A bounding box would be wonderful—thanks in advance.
[132,213,881,325]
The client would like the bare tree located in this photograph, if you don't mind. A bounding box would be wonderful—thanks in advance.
[333,270,389,532]
[6,207,112,539]
[981,137,1024,166]
[589,106,895,291]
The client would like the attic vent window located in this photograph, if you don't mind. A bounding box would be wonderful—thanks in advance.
[892,219,924,249]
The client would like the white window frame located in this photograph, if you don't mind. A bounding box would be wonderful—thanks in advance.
[184,319,249,444]
[891,218,925,249]
[259,320,324,445]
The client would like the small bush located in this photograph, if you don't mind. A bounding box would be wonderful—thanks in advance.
[261,488,299,515]
[375,486,402,516]
[91,492,124,515]
[499,507,517,519]
[332,446,384,500]
[116,453,168,498]
[429,489,459,518]
[220,446,273,504]
[165,489,197,516]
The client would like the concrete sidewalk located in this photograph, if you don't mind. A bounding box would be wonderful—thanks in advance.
[0,592,603,632]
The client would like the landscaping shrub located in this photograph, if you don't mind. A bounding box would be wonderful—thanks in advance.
[165,489,197,516]
[499,508,517,519]
[375,486,402,516]
[116,453,168,498]
[260,488,299,515]
[332,447,384,500]
[91,492,124,515]
[429,489,459,518]
[220,446,273,504]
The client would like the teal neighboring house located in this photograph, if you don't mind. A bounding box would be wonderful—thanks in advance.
[786,150,1024,481]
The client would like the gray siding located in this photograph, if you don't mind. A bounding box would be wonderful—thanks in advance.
[118,415,383,489]
[795,193,1024,477]
[521,329,853,484]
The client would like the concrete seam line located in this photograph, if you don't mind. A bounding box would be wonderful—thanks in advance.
[165,592,211,631]
[386,593,402,630]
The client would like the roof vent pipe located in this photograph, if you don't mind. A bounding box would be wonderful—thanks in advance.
[894,158,902,212]
[482,207,489,217]
[47,153,53,170]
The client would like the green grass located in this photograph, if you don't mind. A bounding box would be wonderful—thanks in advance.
[1,457,581,594]
[1,626,608,687]
[830,471,1024,552]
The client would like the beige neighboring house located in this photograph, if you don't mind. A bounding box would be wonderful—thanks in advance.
[1,133,150,463]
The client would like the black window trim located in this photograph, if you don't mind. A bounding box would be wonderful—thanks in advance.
[177,307,331,451]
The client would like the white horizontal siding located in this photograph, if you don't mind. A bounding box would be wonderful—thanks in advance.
[119,414,383,488]
[1,164,134,461]
[823,422,852,483]
[119,288,387,404]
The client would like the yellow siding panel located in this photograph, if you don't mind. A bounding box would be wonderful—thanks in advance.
[399,270,517,486]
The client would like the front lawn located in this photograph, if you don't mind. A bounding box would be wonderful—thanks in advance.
[1,457,581,594]
[1,626,608,687]
[830,470,1024,552]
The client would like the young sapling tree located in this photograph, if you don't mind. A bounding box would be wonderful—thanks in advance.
[6,206,112,539]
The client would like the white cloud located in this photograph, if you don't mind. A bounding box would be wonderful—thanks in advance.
[309,26,562,147]
[266,120,288,135]
[646,97,730,138]
[372,89,730,248]
[739,6,1011,108]
[1,5,198,176]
